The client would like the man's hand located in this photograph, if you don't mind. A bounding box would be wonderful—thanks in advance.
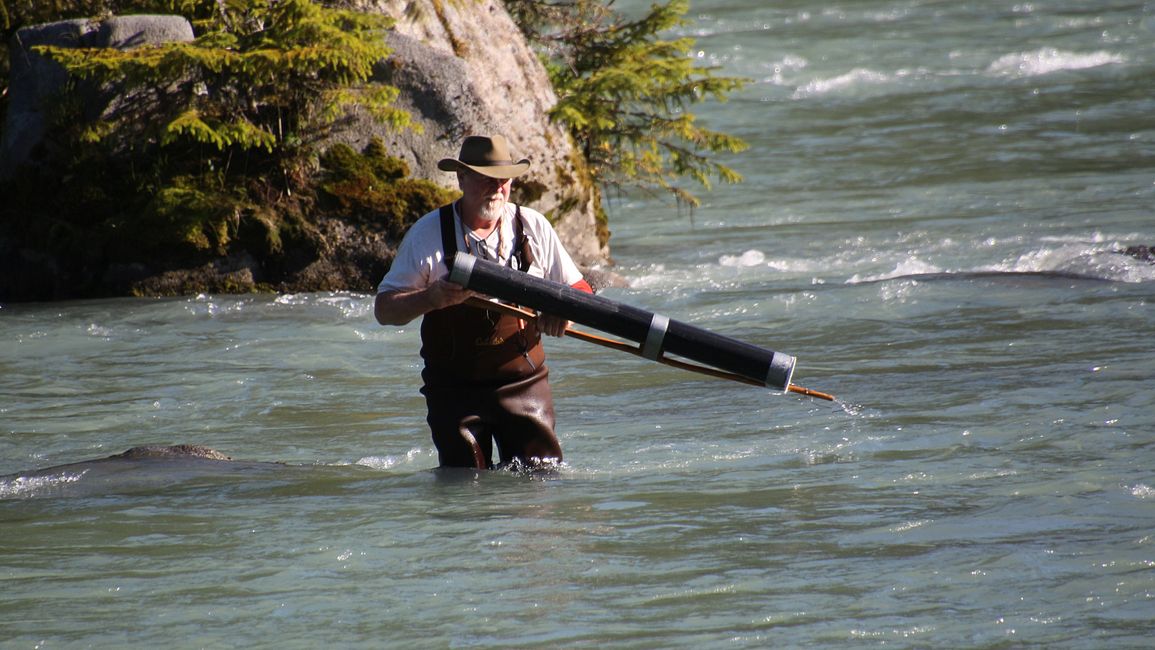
[375,279,475,326]
[426,278,475,310]
[536,313,569,338]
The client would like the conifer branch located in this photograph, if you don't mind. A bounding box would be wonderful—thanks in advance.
[507,0,749,207]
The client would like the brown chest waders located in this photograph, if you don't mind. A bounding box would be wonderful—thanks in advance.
[418,203,561,468]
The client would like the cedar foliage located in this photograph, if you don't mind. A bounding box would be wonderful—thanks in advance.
[506,0,749,207]
[36,0,408,183]
[0,1,443,298]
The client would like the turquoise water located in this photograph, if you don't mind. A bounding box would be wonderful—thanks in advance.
[3,1,1154,647]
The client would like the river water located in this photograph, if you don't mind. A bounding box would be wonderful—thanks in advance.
[3,1,1154,647]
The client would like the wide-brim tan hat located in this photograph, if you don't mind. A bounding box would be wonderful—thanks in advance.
[437,134,531,179]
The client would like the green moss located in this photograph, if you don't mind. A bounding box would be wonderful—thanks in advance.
[318,137,456,237]
[512,178,546,206]
[594,201,611,249]
[363,138,409,179]
[136,178,244,257]
[236,208,283,256]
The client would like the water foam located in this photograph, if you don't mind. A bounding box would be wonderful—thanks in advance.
[838,236,1155,285]
[0,471,87,498]
[986,47,1124,77]
[847,259,943,284]
[991,243,1155,283]
[719,250,767,268]
[355,447,425,470]
[792,68,891,99]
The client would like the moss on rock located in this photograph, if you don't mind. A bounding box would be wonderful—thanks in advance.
[0,134,459,301]
[317,137,457,239]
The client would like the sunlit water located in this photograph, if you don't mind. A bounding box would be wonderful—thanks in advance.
[3,1,1154,647]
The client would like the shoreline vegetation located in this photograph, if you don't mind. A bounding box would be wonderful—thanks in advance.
[0,0,747,302]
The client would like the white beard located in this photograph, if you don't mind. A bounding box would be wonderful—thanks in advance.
[479,198,506,223]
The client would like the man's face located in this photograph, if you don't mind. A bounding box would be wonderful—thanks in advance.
[460,170,512,220]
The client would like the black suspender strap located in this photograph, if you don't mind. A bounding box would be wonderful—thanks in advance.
[439,203,457,272]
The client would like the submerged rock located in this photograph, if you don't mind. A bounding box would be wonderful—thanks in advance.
[0,444,272,499]
[111,445,234,461]
[1,444,237,480]
[1118,244,1154,263]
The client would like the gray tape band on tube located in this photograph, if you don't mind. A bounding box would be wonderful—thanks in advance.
[766,353,797,391]
[449,252,476,287]
[641,313,669,360]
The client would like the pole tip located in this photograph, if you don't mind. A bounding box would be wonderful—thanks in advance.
[787,384,836,401]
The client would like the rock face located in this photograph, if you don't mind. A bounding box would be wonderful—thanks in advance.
[343,0,607,267]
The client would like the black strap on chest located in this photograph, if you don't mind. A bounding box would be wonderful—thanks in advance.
[439,202,535,273]
[439,203,457,271]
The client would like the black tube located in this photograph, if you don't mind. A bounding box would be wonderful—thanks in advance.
[448,253,796,389]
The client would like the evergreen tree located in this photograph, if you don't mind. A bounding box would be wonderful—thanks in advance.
[507,0,748,206]
[0,1,439,298]
[35,0,407,188]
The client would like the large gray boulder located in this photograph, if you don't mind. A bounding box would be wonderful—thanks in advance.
[347,0,607,267]
[0,15,195,178]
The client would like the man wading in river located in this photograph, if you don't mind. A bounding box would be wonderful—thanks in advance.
[374,135,594,469]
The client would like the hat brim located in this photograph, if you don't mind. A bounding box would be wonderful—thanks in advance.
[437,158,531,179]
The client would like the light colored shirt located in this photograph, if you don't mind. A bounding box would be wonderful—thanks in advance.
[377,202,584,294]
